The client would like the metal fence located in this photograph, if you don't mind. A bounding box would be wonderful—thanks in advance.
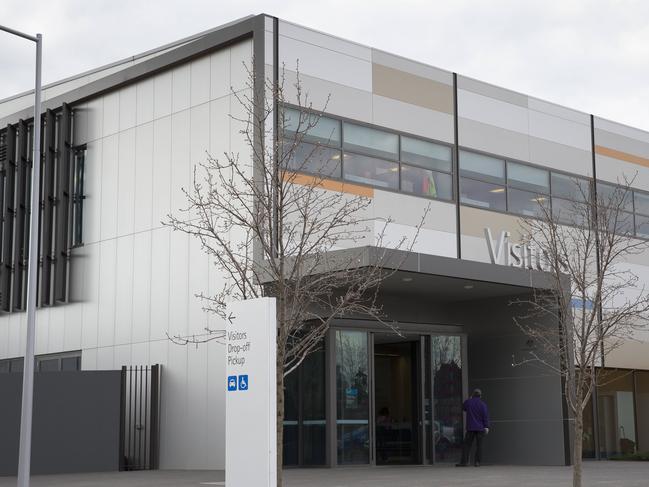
[119,365,160,471]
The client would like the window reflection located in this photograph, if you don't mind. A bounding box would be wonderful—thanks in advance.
[336,330,370,465]
[460,177,506,211]
[598,370,636,458]
[401,165,452,200]
[343,153,399,190]
[284,141,342,179]
[432,335,463,463]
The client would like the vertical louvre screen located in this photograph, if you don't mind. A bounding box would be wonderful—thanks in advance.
[0,102,75,314]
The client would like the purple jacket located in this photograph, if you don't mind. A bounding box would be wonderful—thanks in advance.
[463,397,490,432]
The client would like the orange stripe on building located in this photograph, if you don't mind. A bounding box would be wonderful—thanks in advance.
[595,145,649,169]
[283,172,374,197]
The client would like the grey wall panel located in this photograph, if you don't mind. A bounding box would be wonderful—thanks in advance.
[528,109,591,151]
[103,92,119,138]
[458,88,528,134]
[371,49,452,85]
[459,117,530,162]
[458,75,528,107]
[282,69,373,123]
[595,116,649,145]
[209,49,231,101]
[153,71,173,120]
[528,97,590,125]
[170,110,191,216]
[151,116,172,229]
[114,235,134,347]
[229,40,253,94]
[99,134,119,240]
[131,232,152,344]
[0,371,121,475]
[279,20,371,62]
[595,128,649,158]
[529,135,592,176]
[596,154,649,187]
[372,94,454,143]
[172,64,191,114]
[96,238,117,349]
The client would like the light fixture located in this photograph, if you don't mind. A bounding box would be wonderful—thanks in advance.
[464,284,474,290]
[531,197,546,203]
[490,188,505,193]
[402,277,413,282]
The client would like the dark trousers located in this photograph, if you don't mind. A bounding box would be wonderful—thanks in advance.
[460,430,484,465]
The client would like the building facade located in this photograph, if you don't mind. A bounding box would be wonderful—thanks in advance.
[1,14,649,470]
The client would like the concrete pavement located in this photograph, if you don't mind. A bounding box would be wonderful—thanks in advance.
[1,462,648,486]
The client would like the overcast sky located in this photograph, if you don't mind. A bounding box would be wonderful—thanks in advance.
[1,0,649,130]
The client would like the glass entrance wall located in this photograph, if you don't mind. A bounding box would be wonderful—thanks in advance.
[431,335,464,463]
[335,330,370,464]
[283,347,327,466]
[374,337,419,465]
[597,370,636,457]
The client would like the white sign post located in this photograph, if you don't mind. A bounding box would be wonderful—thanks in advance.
[226,297,277,487]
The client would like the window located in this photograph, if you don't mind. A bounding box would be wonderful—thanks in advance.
[597,182,634,212]
[343,123,398,160]
[401,166,452,200]
[459,178,506,211]
[343,153,399,189]
[508,188,548,217]
[551,173,590,202]
[71,147,86,247]
[507,162,549,193]
[459,151,505,183]
[284,108,341,146]
[284,141,342,178]
[552,197,589,227]
[400,136,452,173]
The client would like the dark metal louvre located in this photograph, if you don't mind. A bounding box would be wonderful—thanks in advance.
[13,120,29,310]
[1,125,16,312]
[39,109,56,306]
[54,103,71,303]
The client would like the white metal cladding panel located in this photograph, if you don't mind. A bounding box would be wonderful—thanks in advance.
[80,242,100,351]
[7,313,23,359]
[63,304,83,352]
[170,109,191,216]
[595,117,649,145]
[117,128,137,237]
[154,71,173,120]
[460,233,492,264]
[136,77,155,126]
[282,69,373,123]
[149,227,171,342]
[207,340,226,467]
[134,122,155,233]
[131,231,153,344]
[371,49,452,85]
[230,41,253,93]
[96,238,117,349]
[528,110,591,151]
[279,35,372,93]
[596,154,649,187]
[210,48,230,101]
[119,85,137,132]
[458,76,528,107]
[114,235,135,347]
[168,230,190,341]
[34,309,50,356]
[188,224,210,337]
[99,133,119,240]
[279,20,372,62]
[160,341,189,467]
[186,343,210,467]
[48,305,66,354]
[190,56,211,107]
[103,91,120,138]
[372,94,454,143]
[458,89,528,134]
[595,128,649,158]
[210,97,230,158]
[152,116,172,228]
[87,97,104,143]
[190,102,211,179]
[172,64,191,114]
[83,138,103,244]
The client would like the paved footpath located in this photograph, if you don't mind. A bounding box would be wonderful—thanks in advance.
[1,462,648,486]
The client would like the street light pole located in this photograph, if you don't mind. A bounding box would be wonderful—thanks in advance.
[0,25,42,487]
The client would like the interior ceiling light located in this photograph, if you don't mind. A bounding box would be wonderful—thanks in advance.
[532,197,547,202]
[402,277,413,282]
[464,284,474,289]
[490,188,505,193]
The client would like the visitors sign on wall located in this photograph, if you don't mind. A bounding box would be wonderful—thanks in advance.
[225,297,277,487]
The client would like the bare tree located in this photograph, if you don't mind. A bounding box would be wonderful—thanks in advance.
[165,64,428,485]
[512,178,649,487]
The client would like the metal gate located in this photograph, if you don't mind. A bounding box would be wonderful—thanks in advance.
[119,365,160,471]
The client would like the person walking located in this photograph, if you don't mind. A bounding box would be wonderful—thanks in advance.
[456,388,490,467]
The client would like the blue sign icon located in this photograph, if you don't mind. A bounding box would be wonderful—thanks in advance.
[238,375,249,391]
[227,375,238,391]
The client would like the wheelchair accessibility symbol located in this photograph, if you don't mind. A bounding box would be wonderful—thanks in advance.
[238,375,249,391]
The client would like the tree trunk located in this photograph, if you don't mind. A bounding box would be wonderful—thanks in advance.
[573,408,584,487]
[276,355,285,487]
